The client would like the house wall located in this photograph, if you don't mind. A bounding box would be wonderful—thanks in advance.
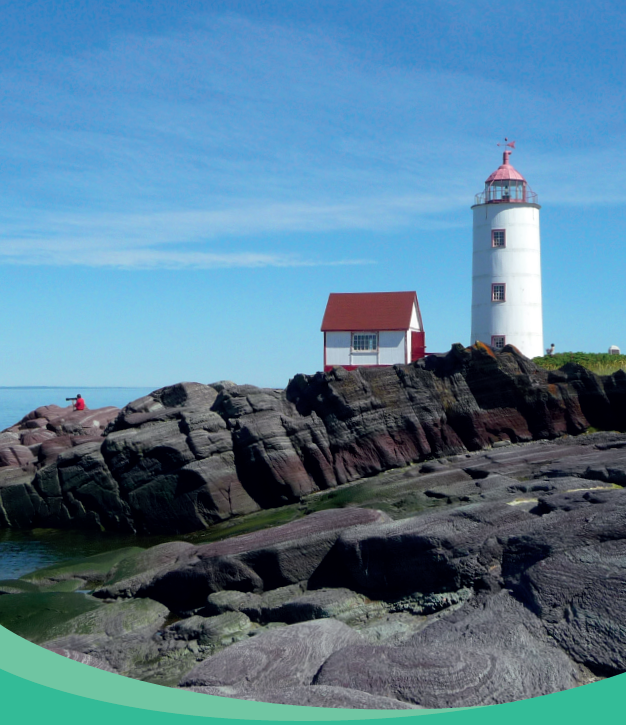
[325,331,351,366]
[324,329,407,369]
[379,331,405,365]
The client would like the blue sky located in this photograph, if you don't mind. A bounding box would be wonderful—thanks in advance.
[1,1,625,388]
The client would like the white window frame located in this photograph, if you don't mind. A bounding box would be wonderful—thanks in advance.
[351,332,378,352]
[491,335,506,350]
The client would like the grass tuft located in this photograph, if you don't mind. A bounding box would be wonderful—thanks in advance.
[533,352,626,376]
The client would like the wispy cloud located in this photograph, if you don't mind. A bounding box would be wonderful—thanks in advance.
[0,195,467,268]
[0,12,624,268]
[0,245,374,270]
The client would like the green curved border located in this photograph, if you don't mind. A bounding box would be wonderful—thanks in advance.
[1,625,624,724]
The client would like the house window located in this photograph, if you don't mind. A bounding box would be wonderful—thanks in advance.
[491,335,506,350]
[352,333,378,351]
[492,283,506,302]
[492,229,506,247]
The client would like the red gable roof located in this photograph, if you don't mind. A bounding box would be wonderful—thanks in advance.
[321,292,420,331]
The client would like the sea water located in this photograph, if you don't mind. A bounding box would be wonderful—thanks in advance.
[0,386,157,579]
[0,386,155,431]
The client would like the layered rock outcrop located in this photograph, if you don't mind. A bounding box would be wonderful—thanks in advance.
[1,344,625,534]
[4,441,626,708]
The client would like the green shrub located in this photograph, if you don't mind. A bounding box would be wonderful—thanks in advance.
[533,352,626,376]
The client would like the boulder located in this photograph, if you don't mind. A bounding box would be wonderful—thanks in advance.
[2,346,626,535]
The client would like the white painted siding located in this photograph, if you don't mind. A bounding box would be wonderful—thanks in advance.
[471,202,544,358]
[325,329,414,367]
[378,331,405,365]
[409,302,421,332]
[325,331,351,366]
[350,352,378,365]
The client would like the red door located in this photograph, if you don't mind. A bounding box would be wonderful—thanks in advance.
[411,331,426,361]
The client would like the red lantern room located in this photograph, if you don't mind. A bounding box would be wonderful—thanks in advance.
[475,149,537,205]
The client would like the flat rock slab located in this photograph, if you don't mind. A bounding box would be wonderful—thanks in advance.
[519,539,626,674]
[316,593,582,708]
[179,619,364,690]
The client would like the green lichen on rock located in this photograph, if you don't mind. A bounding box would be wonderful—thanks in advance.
[0,592,103,643]
[20,547,144,587]
[45,597,169,640]
[0,578,41,595]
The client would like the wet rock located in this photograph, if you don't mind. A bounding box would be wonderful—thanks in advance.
[0,592,103,644]
[94,542,196,599]
[160,611,254,648]
[21,547,144,589]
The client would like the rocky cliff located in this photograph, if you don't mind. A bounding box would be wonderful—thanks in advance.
[1,343,625,534]
[4,437,626,707]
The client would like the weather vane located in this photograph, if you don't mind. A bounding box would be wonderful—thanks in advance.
[497,137,516,150]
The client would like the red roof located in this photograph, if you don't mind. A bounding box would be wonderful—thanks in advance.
[485,150,526,183]
[321,292,420,331]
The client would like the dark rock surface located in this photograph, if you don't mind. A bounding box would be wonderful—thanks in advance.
[97,508,390,614]
[2,453,626,706]
[2,345,626,534]
[517,539,626,675]
[179,619,364,690]
[4,349,626,708]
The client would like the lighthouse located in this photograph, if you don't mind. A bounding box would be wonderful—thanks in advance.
[470,142,544,358]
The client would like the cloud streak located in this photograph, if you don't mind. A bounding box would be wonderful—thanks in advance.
[0,245,374,270]
[1,12,625,268]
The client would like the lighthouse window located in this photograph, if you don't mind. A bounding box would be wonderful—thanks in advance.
[352,333,378,351]
[492,229,506,247]
[492,284,506,302]
[491,335,506,350]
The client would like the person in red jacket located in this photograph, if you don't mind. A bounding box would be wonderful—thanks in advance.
[74,394,86,411]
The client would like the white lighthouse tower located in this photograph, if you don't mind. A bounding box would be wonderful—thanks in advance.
[471,142,544,358]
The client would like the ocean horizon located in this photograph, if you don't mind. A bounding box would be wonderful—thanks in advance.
[0,386,156,431]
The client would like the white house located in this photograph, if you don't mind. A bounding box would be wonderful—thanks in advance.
[471,144,544,358]
[321,291,425,372]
